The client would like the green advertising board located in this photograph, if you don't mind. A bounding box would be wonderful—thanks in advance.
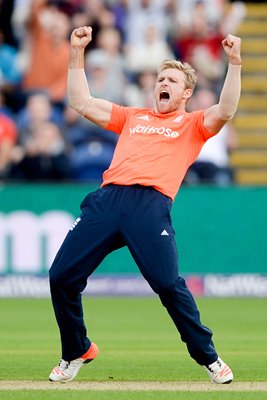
[0,183,266,276]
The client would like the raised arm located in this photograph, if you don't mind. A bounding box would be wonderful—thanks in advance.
[68,26,112,127]
[204,34,242,134]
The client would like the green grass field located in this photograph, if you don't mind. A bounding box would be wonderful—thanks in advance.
[0,296,266,399]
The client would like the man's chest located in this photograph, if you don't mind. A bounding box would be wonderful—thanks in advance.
[124,113,191,142]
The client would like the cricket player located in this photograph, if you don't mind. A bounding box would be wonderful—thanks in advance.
[49,26,241,384]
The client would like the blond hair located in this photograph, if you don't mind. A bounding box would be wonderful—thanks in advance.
[158,60,198,91]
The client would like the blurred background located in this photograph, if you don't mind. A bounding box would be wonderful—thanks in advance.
[0,0,266,298]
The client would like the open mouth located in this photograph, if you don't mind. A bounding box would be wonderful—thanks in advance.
[159,90,170,103]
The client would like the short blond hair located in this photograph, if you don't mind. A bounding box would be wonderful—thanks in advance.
[158,60,198,91]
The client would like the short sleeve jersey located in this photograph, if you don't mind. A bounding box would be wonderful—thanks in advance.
[102,104,215,200]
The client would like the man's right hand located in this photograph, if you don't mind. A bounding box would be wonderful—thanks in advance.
[70,26,92,49]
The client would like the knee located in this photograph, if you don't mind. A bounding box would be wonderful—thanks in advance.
[151,279,177,296]
[49,256,68,289]
[49,266,76,297]
[152,276,186,296]
[49,260,87,294]
[49,264,63,289]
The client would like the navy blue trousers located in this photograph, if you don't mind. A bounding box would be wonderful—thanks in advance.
[49,184,218,364]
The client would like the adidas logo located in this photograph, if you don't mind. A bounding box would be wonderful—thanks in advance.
[161,229,169,236]
[137,115,150,121]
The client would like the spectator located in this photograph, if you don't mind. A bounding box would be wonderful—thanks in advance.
[9,120,70,181]
[173,1,225,91]
[184,87,238,185]
[219,1,247,37]
[125,24,175,75]
[174,0,226,32]
[70,0,116,50]
[124,70,157,108]
[172,0,246,92]
[124,0,170,46]
[96,25,123,59]
[21,0,71,108]
[0,29,22,91]
[0,110,18,180]
[66,0,115,49]
[63,105,117,182]
[0,28,23,112]
[109,0,129,42]
[63,103,91,147]
[86,26,126,104]
[83,0,115,29]
[68,134,117,182]
[16,91,63,146]
[85,49,125,104]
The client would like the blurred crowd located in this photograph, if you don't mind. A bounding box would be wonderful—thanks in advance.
[0,0,246,185]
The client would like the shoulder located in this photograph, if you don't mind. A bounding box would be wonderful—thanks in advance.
[184,110,207,127]
[186,109,205,119]
[112,104,149,118]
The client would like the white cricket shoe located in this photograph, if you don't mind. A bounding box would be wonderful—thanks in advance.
[204,357,233,384]
[49,342,99,382]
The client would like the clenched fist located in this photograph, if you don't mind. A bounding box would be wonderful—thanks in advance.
[70,26,93,49]
[222,34,242,65]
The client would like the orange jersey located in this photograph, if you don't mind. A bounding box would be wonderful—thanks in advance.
[102,104,215,200]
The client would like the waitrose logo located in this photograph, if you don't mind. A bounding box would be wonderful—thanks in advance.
[0,211,74,274]
[130,124,180,138]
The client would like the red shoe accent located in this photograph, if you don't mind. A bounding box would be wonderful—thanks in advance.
[80,342,99,363]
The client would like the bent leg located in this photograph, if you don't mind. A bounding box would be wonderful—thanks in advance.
[49,190,124,360]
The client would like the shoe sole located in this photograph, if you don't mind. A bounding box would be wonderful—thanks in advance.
[222,379,233,384]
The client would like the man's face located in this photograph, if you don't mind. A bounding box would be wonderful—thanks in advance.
[154,68,192,114]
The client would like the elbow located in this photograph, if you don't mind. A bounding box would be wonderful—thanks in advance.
[68,99,78,113]
[220,112,235,122]
[67,95,94,117]
[67,97,85,116]
[218,106,237,121]
[67,95,78,112]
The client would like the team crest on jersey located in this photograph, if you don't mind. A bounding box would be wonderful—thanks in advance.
[173,115,184,123]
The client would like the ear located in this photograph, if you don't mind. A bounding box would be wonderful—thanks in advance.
[183,88,193,100]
